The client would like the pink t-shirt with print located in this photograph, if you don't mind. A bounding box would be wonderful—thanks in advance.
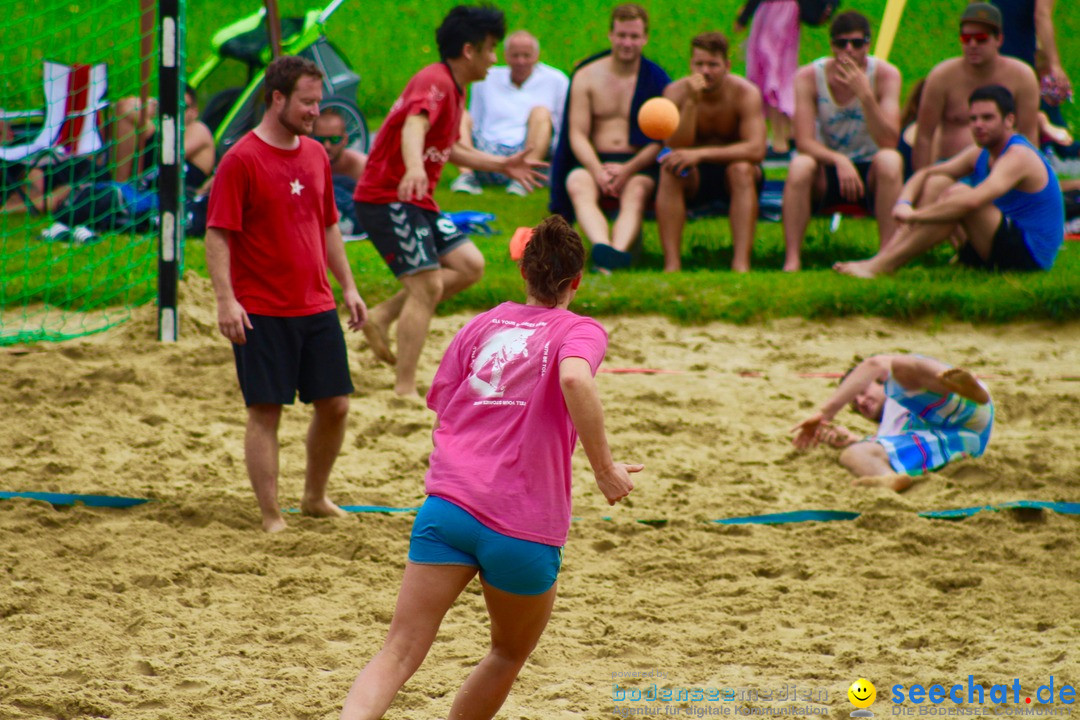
[425,302,608,547]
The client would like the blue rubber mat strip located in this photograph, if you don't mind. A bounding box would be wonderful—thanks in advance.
[921,501,1080,519]
[0,491,150,508]
[713,510,861,525]
[998,500,1080,514]
[4,492,1077,522]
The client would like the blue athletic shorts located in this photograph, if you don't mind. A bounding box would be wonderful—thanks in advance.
[408,495,562,595]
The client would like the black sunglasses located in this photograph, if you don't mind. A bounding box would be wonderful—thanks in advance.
[314,134,344,144]
[831,36,869,49]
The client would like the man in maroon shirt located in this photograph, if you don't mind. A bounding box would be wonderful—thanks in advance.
[355,5,546,397]
[206,56,368,533]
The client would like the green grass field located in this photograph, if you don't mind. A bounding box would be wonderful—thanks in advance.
[186,0,1080,128]
[2,0,1079,338]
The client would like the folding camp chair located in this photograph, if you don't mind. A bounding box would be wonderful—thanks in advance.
[0,61,108,164]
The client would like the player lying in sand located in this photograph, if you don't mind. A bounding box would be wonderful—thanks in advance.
[791,354,994,491]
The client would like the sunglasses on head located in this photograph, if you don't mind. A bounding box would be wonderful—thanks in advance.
[314,134,344,144]
[831,36,869,49]
[960,31,992,45]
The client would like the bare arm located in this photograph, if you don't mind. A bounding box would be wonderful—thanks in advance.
[1013,64,1042,146]
[324,222,366,331]
[1035,0,1069,90]
[863,62,902,149]
[664,79,698,149]
[567,73,604,179]
[792,355,894,449]
[792,67,847,167]
[913,68,948,171]
[559,357,641,505]
[398,113,430,202]
[897,146,980,203]
[908,147,1027,224]
[205,226,252,344]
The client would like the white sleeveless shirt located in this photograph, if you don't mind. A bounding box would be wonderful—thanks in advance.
[814,56,880,163]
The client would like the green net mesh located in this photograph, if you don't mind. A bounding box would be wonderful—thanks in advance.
[0,0,168,345]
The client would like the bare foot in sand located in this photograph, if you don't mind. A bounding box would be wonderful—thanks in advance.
[262,513,288,533]
[833,260,879,278]
[939,367,991,404]
[851,473,913,492]
[362,308,396,365]
[300,496,350,519]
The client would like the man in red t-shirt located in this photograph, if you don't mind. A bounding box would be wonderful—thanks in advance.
[354,5,546,397]
[206,56,368,533]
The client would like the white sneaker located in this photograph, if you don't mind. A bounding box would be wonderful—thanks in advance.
[71,225,98,244]
[505,180,529,197]
[450,173,482,195]
[39,222,71,242]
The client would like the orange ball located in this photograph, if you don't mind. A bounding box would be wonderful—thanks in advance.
[637,97,680,140]
[509,226,533,261]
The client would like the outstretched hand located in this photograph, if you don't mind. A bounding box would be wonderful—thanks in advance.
[791,412,828,450]
[594,462,643,505]
[502,148,549,192]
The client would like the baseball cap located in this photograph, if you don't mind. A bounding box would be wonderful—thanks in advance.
[959,3,1002,32]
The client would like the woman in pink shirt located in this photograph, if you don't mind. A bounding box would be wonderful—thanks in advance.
[341,215,641,720]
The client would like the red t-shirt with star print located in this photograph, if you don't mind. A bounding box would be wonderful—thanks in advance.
[207,132,340,316]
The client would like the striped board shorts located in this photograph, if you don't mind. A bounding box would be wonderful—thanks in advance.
[876,377,994,476]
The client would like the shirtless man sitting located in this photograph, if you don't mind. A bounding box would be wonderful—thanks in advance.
[913,2,1039,170]
[656,31,766,272]
[555,3,670,272]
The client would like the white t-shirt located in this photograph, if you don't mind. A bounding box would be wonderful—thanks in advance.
[469,63,570,148]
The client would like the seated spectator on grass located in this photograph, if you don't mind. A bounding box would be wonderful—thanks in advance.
[113,85,216,196]
[450,30,568,197]
[781,11,904,272]
[655,32,766,273]
[792,354,994,492]
[912,3,1039,171]
[1,104,110,216]
[314,107,367,236]
[548,3,670,273]
[834,85,1064,278]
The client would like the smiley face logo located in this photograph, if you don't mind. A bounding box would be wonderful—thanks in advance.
[848,678,876,708]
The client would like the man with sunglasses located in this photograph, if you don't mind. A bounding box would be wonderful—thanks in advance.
[834,85,1064,278]
[781,11,904,272]
[912,3,1039,171]
[314,108,367,235]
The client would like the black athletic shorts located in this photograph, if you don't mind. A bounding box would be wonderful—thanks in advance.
[818,160,874,212]
[356,202,469,278]
[691,162,765,206]
[232,309,354,406]
[958,215,1041,271]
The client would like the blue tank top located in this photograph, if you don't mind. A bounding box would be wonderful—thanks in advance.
[972,134,1064,269]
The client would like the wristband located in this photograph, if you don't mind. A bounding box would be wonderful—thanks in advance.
[896,199,912,206]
